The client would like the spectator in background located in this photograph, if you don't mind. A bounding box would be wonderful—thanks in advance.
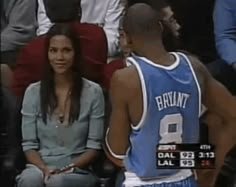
[213,0,236,94]
[214,0,236,70]
[169,0,217,64]
[1,0,37,65]
[128,0,181,52]
[37,0,126,57]
[16,24,104,187]
[213,1,236,186]
[12,0,108,98]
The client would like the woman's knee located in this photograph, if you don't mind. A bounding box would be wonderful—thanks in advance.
[75,173,99,187]
[45,173,99,187]
[16,166,44,187]
[45,174,65,187]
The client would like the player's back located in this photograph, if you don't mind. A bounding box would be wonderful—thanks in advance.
[124,52,201,179]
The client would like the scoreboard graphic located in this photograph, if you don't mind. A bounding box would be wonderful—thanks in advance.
[156,144,215,169]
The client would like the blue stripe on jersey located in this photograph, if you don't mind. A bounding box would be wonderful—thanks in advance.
[124,52,200,179]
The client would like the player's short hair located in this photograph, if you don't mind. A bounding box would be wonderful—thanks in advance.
[128,0,169,16]
[123,3,162,39]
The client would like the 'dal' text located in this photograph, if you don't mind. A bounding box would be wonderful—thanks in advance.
[158,152,176,158]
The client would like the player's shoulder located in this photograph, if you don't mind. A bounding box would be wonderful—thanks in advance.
[110,65,138,89]
[182,52,207,74]
[178,51,209,80]
[177,51,212,94]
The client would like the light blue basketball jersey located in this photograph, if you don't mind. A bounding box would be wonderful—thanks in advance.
[124,52,201,179]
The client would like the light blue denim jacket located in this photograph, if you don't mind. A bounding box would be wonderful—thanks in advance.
[214,0,236,65]
[21,79,105,169]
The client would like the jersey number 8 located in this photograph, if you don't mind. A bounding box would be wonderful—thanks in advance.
[159,113,183,143]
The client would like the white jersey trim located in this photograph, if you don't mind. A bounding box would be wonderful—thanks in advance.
[126,57,148,130]
[123,169,192,187]
[105,127,127,159]
[177,53,202,117]
[132,52,180,70]
[200,104,207,116]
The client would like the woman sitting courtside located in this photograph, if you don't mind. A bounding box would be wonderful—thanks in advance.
[16,23,105,187]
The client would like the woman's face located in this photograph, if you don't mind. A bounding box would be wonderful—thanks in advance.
[48,35,75,75]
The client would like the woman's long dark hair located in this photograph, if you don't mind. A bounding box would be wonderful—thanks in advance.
[40,23,83,124]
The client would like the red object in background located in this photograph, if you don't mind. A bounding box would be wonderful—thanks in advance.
[12,23,108,97]
[102,60,125,90]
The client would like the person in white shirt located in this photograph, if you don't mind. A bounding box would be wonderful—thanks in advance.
[37,0,126,57]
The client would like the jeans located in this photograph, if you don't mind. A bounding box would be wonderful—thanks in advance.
[16,164,99,187]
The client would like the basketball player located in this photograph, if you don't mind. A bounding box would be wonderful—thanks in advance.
[105,3,236,187]
[120,0,181,57]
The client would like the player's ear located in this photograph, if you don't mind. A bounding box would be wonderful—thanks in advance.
[124,31,133,47]
[158,20,164,33]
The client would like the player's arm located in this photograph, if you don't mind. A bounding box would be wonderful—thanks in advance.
[105,70,131,167]
[203,64,236,183]
[200,59,236,161]
[190,56,236,186]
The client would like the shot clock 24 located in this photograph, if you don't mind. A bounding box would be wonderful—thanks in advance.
[156,144,215,169]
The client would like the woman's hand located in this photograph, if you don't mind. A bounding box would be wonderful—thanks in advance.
[42,167,58,183]
[57,163,75,174]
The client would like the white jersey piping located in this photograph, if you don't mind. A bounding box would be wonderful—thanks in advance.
[132,52,180,70]
[126,57,148,130]
[105,127,127,159]
[177,52,202,117]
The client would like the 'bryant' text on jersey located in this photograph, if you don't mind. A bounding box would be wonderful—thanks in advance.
[155,91,190,111]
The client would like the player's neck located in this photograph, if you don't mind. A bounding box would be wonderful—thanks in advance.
[136,43,172,66]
